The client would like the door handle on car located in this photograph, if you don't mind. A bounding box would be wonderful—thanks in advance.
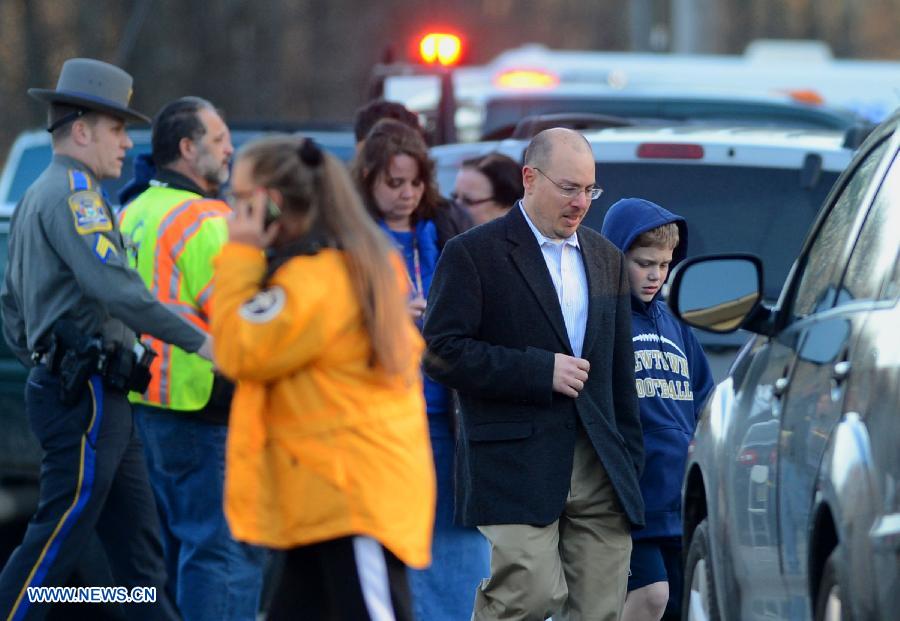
[832,360,851,383]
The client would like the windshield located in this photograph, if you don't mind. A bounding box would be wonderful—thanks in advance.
[8,144,152,207]
[583,162,840,302]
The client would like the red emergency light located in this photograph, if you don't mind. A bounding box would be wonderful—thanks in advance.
[419,33,462,67]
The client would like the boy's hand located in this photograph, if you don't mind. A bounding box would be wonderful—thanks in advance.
[553,353,590,398]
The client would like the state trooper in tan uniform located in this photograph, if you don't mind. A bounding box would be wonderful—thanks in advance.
[0,58,210,620]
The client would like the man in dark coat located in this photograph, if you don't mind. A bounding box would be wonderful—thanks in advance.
[424,128,644,621]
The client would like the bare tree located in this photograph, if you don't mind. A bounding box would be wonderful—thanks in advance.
[3,0,900,165]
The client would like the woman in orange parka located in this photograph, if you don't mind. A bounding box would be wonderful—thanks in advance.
[211,136,435,620]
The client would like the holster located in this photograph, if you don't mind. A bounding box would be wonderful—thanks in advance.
[51,321,103,406]
[45,320,157,405]
[100,341,156,395]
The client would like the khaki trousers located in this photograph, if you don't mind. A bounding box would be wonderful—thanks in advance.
[473,426,631,621]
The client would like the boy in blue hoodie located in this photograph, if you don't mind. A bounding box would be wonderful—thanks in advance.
[601,198,714,621]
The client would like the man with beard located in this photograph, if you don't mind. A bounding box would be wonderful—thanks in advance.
[118,97,267,621]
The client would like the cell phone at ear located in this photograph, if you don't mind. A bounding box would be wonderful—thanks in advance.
[264,197,281,227]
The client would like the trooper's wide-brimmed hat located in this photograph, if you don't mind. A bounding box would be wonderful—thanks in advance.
[28,58,150,124]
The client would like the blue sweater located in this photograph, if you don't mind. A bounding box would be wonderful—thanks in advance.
[381,220,451,428]
[601,198,714,540]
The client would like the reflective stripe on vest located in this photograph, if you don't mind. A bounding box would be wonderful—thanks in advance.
[119,185,229,410]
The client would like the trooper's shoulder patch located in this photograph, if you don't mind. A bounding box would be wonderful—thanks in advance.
[69,191,112,234]
[239,287,286,323]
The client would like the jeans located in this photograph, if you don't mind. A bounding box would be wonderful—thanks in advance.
[409,417,490,621]
[134,405,267,621]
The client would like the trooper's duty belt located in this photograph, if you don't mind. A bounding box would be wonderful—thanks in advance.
[32,319,156,406]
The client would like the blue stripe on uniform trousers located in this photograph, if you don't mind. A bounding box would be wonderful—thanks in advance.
[7,376,104,621]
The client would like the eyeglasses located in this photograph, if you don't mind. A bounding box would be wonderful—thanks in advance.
[450,192,495,207]
[533,167,603,201]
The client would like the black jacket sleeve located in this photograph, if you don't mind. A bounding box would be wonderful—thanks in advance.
[423,238,555,405]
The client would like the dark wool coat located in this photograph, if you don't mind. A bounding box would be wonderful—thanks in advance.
[423,205,645,528]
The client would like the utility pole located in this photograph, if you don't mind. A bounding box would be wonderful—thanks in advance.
[671,0,720,53]
[115,0,153,67]
[629,0,655,51]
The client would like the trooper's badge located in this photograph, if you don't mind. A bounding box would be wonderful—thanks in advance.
[239,287,286,323]
[69,191,112,234]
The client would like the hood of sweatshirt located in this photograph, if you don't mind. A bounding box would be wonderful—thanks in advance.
[599,197,688,269]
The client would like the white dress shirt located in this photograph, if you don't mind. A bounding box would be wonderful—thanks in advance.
[519,203,589,357]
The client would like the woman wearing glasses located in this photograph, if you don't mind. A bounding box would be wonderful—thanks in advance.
[452,153,524,226]
[354,119,491,621]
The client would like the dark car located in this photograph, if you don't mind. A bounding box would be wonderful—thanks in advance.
[669,109,900,620]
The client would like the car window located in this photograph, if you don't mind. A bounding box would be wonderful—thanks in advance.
[837,151,900,305]
[8,146,52,204]
[791,138,891,318]
[5,129,355,208]
[585,163,839,301]
[7,143,153,208]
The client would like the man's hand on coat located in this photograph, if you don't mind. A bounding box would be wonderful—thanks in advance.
[552,353,590,398]
[408,295,427,321]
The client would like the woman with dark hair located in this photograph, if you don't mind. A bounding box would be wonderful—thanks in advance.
[354,118,442,326]
[452,152,524,225]
[212,135,435,620]
[354,119,491,621]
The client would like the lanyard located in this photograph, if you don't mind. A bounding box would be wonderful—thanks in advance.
[385,223,425,298]
[408,238,424,298]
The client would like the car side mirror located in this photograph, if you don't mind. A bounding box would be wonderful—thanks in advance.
[668,254,764,333]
